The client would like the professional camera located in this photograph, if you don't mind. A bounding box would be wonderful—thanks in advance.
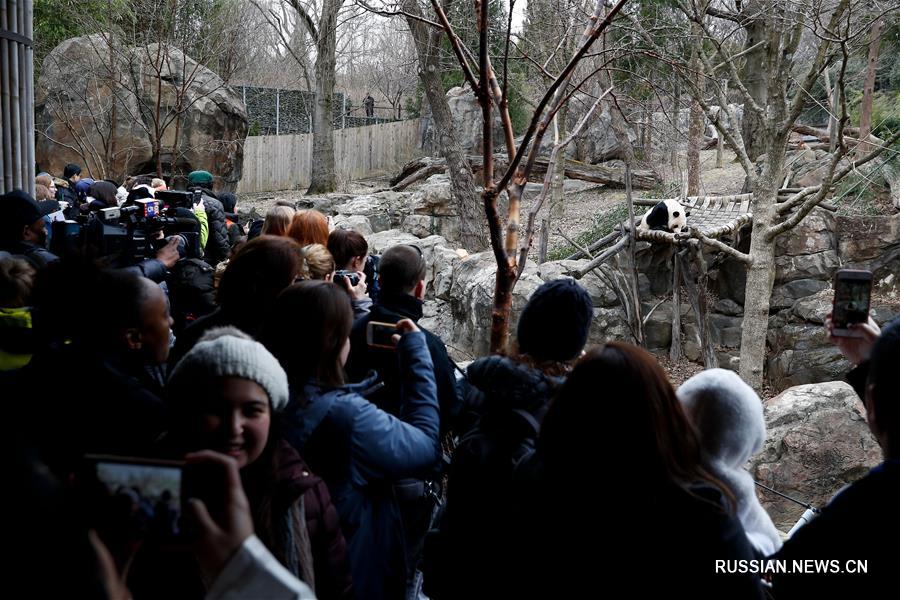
[333,269,361,287]
[51,197,201,264]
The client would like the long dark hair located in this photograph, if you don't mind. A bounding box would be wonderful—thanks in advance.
[539,343,734,508]
[217,235,304,315]
[261,280,353,390]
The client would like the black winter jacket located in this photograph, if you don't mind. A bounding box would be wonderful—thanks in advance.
[193,188,230,265]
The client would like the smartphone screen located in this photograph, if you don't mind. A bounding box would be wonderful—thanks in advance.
[367,321,398,349]
[832,271,872,334]
[82,456,184,542]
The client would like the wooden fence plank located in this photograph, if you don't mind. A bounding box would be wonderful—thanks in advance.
[237,119,423,193]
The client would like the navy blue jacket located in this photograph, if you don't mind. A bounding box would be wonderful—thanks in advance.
[283,331,440,600]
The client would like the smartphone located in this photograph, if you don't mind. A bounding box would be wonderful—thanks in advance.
[367,320,398,349]
[79,455,185,543]
[832,269,873,337]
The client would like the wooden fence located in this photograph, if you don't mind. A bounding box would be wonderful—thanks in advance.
[237,119,422,193]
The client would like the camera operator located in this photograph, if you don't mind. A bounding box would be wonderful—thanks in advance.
[0,190,61,270]
[187,170,230,266]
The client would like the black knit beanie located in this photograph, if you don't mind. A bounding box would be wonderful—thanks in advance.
[517,278,594,362]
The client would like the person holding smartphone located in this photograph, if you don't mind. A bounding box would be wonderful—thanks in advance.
[261,280,440,600]
[770,316,900,597]
[136,327,352,600]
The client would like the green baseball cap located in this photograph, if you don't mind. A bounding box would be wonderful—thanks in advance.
[188,170,214,185]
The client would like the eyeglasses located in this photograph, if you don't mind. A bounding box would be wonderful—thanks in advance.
[407,244,426,271]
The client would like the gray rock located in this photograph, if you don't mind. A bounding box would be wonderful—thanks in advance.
[580,104,637,162]
[682,323,703,362]
[714,298,744,316]
[643,301,674,349]
[588,306,632,346]
[709,313,743,348]
[36,35,248,187]
[365,229,420,255]
[775,208,835,256]
[837,214,900,284]
[791,290,832,324]
[748,381,881,531]
[401,215,434,238]
[537,260,621,308]
[770,279,830,311]
[335,191,412,233]
[431,245,462,301]
[775,250,840,283]
[332,214,373,236]
[447,251,543,357]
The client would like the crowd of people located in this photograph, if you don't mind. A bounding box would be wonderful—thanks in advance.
[1,163,897,599]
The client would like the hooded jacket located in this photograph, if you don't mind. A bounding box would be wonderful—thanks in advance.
[677,368,783,556]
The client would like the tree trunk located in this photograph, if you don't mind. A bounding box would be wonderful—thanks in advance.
[670,79,681,173]
[738,157,782,391]
[858,17,883,159]
[687,22,704,196]
[740,2,768,163]
[550,106,567,219]
[403,0,485,250]
[307,0,341,194]
[670,252,682,361]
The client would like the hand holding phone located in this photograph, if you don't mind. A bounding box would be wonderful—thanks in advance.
[826,313,881,365]
[182,451,254,580]
[79,455,185,548]
[831,269,873,338]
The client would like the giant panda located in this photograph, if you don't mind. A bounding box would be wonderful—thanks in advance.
[638,199,688,234]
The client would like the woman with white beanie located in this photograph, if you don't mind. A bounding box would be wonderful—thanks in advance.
[677,368,783,556]
[130,327,353,600]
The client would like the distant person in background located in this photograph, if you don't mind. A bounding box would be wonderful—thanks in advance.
[364,94,375,119]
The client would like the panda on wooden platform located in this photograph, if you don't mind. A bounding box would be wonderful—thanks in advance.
[638,199,689,234]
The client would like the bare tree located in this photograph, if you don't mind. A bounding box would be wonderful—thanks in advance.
[858,15,884,157]
[428,0,629,351]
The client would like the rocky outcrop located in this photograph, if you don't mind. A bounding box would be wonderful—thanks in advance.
[35,35,247,188]
[765,289,900,392]
[748,381,881,532]
[837,213,900,292]
[420,87,505,156]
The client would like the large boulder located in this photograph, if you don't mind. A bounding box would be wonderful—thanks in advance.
[578,105,637,163]
[35,35,247,188]
[837,213,900,290]
[334,191,412,233]
[774,250,840,283]
[775,208,835,256]
[420,87,504,156]
[536,260,620,308]
[447,252,544,357]
[770,279,830,311]
[765,291,900,391]
[748,382,881,532]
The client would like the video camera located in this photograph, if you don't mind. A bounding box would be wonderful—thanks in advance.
[50,192,202,264]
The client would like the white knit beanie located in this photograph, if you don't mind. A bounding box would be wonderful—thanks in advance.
[168,326,289,411]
